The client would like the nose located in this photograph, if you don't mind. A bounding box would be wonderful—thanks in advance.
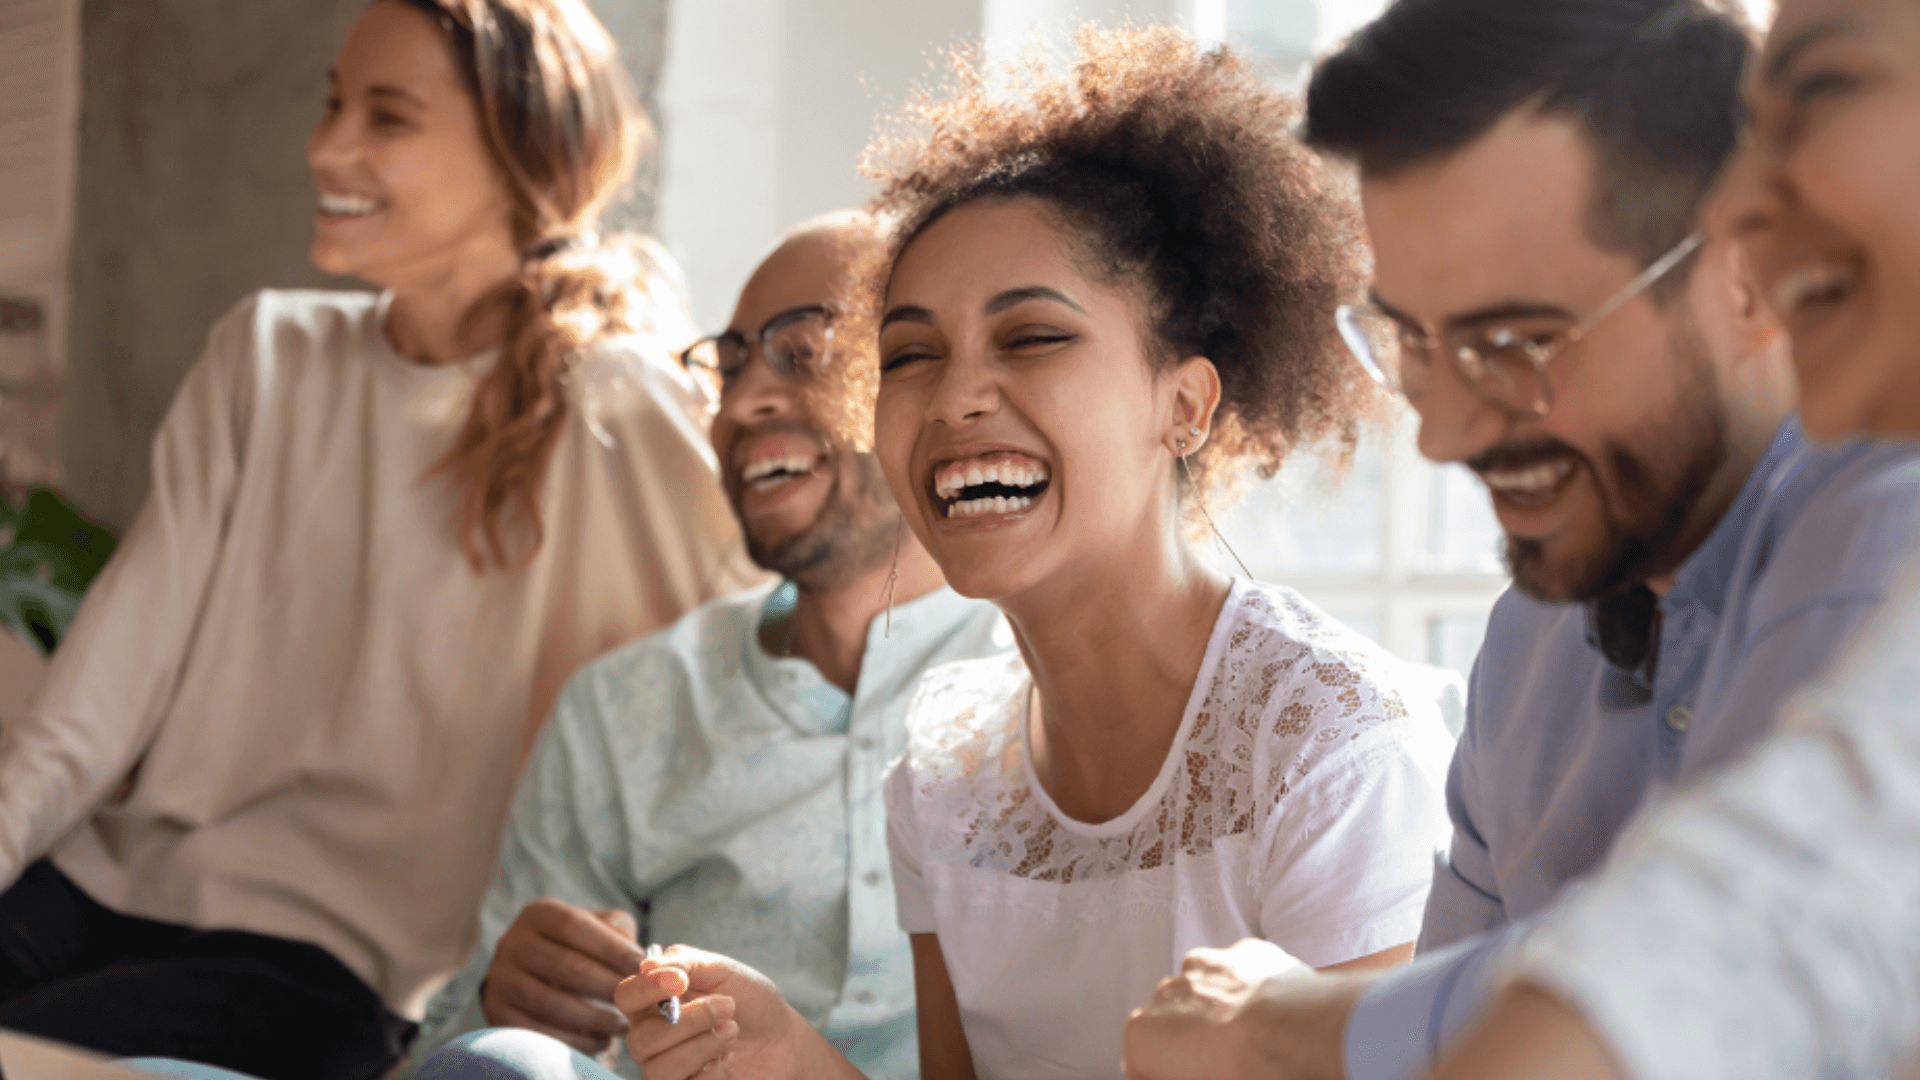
[307,104,357,176]
[717,351,797,428]
[924,344,1000,428]
[1412,350,1510,465]
[1702,136,1778,248]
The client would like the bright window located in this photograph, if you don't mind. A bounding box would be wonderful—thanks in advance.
[1204,423,1509,681]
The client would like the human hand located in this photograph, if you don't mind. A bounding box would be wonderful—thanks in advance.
[1124,938,1331,1080]
[481,898,646,1056]
[616,945,817,1080]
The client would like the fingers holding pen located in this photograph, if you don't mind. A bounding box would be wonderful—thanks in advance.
[617,952,738,1080]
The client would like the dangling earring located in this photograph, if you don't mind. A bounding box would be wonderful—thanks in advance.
[882,517,903,638]
[1176,428,1253,579]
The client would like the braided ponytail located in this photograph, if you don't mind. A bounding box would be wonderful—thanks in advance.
[400,0,672,571]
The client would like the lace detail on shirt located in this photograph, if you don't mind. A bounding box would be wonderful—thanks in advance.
[901,584,1416,885]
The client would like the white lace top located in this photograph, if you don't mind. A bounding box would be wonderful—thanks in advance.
[885,580,1456,1080]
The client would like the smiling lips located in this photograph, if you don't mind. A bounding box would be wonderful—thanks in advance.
[1769,262,1854,324]
[931,452,1051,519]
[1479,458,1577,512]
[741,452,820,494]
[318,191,384,218]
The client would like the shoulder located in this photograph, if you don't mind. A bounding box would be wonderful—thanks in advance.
[1216,582,1431,725]
[1756,440,1920,614]
[569,332,717,434]
[560,583,773,735]
[163,290,383,427]
[225,288,383,358]
[899,651,1031,787]
[1463,586,1595,732]
[1217,582,1454,776]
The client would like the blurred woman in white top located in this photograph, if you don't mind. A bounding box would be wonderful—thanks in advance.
[613,27,1453,1080]
[0,2,747,1077]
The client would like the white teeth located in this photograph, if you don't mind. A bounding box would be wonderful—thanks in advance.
[741,454,817,488]
[944,495,1034,518]
[1771,265,1851,315]
[319,192,381,216]
[1481,460,1575,494]
[933,456,1052,500]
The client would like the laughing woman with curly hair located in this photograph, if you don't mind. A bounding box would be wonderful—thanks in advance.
[605,27,1456,1080]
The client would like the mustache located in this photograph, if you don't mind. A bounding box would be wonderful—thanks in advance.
[1463,439,1588,476]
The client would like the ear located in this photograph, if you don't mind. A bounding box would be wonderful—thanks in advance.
[1723,239,1789,360]
[1164,355,1224,454]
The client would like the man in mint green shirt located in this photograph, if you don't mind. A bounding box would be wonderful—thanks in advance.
[406,214,1007,1080]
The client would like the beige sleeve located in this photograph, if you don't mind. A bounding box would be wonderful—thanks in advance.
[0,297,259,889]
[517,343,762,753]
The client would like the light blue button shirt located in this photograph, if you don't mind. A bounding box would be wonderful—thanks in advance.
[408,581,1010,1080]
[1345,419,1920,1080]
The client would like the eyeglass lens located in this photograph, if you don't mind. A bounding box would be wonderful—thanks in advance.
[688,309,831,387]
[1337,304,1554,416]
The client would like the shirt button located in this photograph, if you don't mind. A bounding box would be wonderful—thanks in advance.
[854,736,876,751]
[1666,704,1693,733]
[853,989,876,1004]
[863,870,884,886]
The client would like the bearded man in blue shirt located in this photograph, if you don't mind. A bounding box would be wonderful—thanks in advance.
[1123,3,1920,1079]
[402,213,1007,1080]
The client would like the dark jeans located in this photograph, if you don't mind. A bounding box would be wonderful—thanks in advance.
[0,860,414,1080]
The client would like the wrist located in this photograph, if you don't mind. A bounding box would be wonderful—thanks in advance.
[1242,972,1372,1080]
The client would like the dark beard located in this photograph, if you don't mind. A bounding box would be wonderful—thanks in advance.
[1500,310,1728,605]
[748,450,901,592]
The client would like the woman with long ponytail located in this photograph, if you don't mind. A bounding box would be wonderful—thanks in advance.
[0,3,750,1077]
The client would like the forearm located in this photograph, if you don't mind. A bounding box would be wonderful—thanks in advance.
[1244,972,1372,1080]
[1424,984,1625,1080]
[791,1012,875,1080]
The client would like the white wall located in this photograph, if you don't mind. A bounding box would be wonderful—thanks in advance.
[655,0,982,332]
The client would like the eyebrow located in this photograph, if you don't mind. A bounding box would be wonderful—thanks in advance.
[1369,289,1574,332]
[984,285,1086,316]
[1765,17,1859,85]
[880,285,1087,330]
[880,304,936,330]
[367,84,429,109]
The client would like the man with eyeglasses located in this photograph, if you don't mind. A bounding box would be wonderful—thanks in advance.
[403,212,1007,1080]
[1123,2,1920,1079]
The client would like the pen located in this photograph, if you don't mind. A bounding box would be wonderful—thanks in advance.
[644,943,681,1024]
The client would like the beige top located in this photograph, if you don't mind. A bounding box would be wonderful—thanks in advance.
[0,289,754,1016]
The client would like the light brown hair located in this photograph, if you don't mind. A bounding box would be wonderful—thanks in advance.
[399,0,678,570]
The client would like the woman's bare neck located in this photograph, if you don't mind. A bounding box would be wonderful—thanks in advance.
[1004,544,1233,823]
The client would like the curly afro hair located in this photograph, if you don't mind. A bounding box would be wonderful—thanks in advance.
[820,23,1380,500]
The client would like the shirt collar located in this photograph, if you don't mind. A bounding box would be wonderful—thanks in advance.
[743,580,987,734]
[1660,417,1804,618]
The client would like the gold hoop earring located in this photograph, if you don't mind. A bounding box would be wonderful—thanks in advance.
[1176,444,1253,579]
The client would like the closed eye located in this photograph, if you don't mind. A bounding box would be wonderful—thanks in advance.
[1005,332,1075,350]
[1791,68,1860,102]
[881,348,939,374]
